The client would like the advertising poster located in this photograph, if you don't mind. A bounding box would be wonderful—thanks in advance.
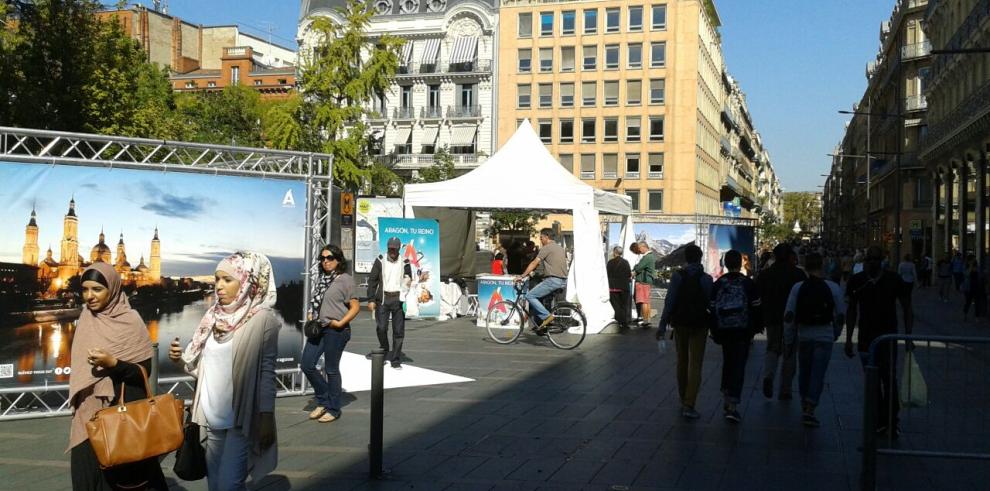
[355,197,403,273]
[607,222,698,286]
[0,162,306,388]
[705,224,756,279]
[378,217,441,319]
[475,274,519,327]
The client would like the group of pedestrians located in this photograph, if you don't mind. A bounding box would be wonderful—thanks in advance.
[606,240,658,330]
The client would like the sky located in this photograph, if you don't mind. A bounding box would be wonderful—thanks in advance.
[159,0,899,193]
[0,162,306,283]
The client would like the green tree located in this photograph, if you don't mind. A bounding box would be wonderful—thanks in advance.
[176,84,264,147]
[415,146,456,183]
[782,192,822,238]
[487,211,549,238]
[0,1,23,125]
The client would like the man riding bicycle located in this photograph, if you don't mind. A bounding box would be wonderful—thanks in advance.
[518,228,568,330]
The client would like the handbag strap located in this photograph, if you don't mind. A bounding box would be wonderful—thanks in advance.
[114,363,153,406]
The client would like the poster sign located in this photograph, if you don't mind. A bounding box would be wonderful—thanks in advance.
[475,274,519,327]
[705,224,756,278]
[607,222,698,286]
[0,161,306,389]
[378,217,441,319]
[355,197,403,273]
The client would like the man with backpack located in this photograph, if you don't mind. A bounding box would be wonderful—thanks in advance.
[783,253,845,427]
[711,250,762,423]
[757,244,807,400]
[658,244,713,419]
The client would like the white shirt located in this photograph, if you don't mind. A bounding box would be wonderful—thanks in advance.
[381,257,405,293]
[898,261,917,284]
[199,335,234,429]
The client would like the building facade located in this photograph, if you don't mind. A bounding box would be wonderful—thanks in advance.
[299,0,499,177]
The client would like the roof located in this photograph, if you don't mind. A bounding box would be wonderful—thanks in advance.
[171,69,222,80]
[301,0,497,20]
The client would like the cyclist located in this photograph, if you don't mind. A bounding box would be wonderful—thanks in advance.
[518,228,568,330]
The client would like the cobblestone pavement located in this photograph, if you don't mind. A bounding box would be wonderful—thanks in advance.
[1,286,987,490]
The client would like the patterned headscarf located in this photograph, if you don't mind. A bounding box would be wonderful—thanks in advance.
[309,271,337,318]
[182,251,277,364]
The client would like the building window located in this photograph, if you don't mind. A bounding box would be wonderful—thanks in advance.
[562,10,576,35]
[539,47,553,72]
[627,79,642,105]
[603,153,618,178]
[582,81,597,106]
[628,43,642,68]
[580,153,596,179]
[518,48,532,72]
[518,12,533,38]
[539,83,553,107]
[540,11,554,36]
[604,80,619,106]
[207,81,217,87]
[459,83,475,107]
[584,8,598,34]
[626,116,641,142]
[539,120,553,143]
[401,85,413,108]
[651,42,666,67]
[648,152,664,178]
[517,84,531,108]
[652,4,667,30]
[625,153,641,177]
[649,116,664,141]
[184,81,196,88]
[254,79,263,86]
[278,78,287,84]
[582,119,596,143]
[604,118,618,142]
[560,119,574,143]
[650,78,666,104]
[583,45,597,70]
[231,66,240,84]
[560,83,575,107]
[561,46,576,71]
[605,7,620,33]
[560,154,574,172]
[626,190,641,211]
[629,6,643,31]
[428,84,441,109]
[648,190,664,211]
[604,44,619,69]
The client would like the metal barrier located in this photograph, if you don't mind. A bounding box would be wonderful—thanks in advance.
[861,334,990,490]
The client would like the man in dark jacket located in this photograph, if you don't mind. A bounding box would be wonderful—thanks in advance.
[367,237,412,369]
[756,243,807,400]
[606,245,632,329]
[711,250,762,423]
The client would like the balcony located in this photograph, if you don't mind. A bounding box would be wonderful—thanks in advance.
[905,95,928,112]
[448,59,491,74]
[367,110,389,122]
[396,59,492,77]
[420,106,443,120]
[901,40,931,60]
[223,46,251,58]
[372,153,483,169]
[447,105,483,119]
[393,107,416,120]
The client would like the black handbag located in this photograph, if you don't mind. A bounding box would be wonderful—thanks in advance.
[173,409,207,481]
[304,319,324,339]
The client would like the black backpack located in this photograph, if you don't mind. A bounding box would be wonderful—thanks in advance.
[669,268,710,327]
[795,277,835,325]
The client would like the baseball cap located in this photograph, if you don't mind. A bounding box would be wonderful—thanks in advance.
[387,237,401,249]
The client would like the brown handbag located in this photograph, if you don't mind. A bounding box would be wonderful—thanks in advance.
[85,364,185,469]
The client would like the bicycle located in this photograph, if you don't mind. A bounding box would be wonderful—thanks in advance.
[485,277,587,349]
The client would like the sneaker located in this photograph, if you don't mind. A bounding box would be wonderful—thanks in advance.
[317,412,338,423]
[539,315,556,328]
[308,407,328,420]
[725,410,742,423]
[391,363,402,370]
[802,414,821,427]
[681,407,701,419]
[762,377,774,399]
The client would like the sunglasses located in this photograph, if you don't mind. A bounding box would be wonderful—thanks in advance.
[320,254,337,262]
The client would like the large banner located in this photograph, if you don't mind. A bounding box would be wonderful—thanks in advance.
[475,274,518,327]
[705,224,756,278]
[607,222,698,286]
[0,162,306,388]
[354,197,403,273]
[378,218,441,319]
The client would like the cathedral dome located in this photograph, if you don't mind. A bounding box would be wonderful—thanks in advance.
[136,256,149,273]
[90,243,112,259]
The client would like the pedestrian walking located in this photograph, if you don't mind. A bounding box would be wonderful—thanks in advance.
[952,251,965,291]
[658,244,713,419]
[962,257,985,321]
[710,250,762,423]
[633,241,657,328]
[936,256,952,302]
[845,246,913,439]
[756,243,807,400]
[169,251,280,490]
[69,262,168,490]
[367,237,413,369]
[783,253,845,427]
[302,245,360,423]
[606,245,632,329]
[921,253,933,288]
[897,254,917,294]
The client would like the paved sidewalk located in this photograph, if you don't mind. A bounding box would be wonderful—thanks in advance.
[0,286,987,490]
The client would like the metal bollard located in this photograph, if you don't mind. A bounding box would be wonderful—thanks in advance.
[369,348,385,479]
[861,364,879,491]
[150,342,159,396]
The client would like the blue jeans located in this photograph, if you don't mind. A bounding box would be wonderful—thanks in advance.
[798,340,833,407]
[206,427,251,491]
[301,326,351,417]
[525,276,566,323]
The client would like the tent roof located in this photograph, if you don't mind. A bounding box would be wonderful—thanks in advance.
[404,120,632,216]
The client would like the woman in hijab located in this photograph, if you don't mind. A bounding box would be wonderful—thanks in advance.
[302,244,360,423]
[68,262,168,490]
[168,251,279,491]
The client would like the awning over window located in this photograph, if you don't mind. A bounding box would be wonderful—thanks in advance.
[400,41,414,65]
[449,37,478,63]
[422,126,440,144]
[394,126,412,144]
[450,125,477,146]
[420,38,440,63]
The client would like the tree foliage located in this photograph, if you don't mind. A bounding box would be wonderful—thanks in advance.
[782,192,822,237]
[415,146,456,183]
[176,84,265,147]
[487,211,549,238]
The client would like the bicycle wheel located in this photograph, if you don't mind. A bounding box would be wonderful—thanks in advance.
[486,301,525,344]
[545,302,587,350]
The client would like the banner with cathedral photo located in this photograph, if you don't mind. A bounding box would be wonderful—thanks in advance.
[0,161,307,389]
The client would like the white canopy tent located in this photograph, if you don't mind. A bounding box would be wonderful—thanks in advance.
[403,120,634,333]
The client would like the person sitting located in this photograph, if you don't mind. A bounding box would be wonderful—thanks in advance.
[518,228,568,330]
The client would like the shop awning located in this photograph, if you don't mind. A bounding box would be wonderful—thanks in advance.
[394,126,412,144]
[420,38,440,63]
[450,37,478,63]
[450,125,477,145]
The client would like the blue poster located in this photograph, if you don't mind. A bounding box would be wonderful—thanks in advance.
[378,217,441,319]
[705,224,756,278]
[475,274,519,327]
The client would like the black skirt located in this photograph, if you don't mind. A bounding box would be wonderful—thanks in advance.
[70,438,169,490]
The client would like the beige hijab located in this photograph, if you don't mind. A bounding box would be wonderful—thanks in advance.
[67,262,153,450]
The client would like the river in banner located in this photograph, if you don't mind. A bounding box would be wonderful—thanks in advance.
[0,294,305,389]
